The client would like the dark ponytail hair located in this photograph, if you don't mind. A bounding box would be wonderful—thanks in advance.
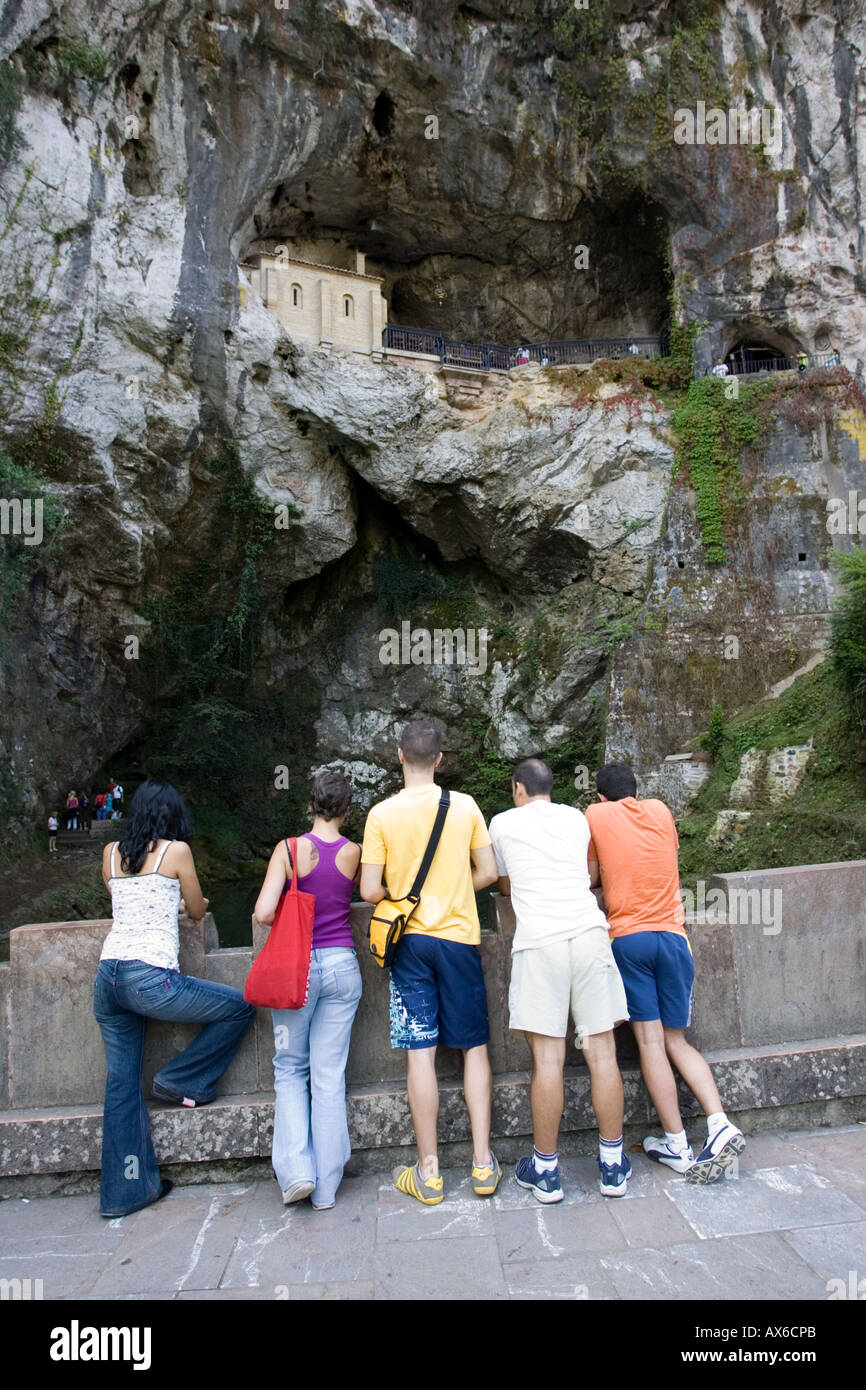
[117,780,194,874]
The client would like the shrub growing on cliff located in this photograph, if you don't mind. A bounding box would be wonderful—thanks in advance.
[138,449,293,792]
[829,548,866,727]
[0,59,23,168]
[699,704,726,759]
[671,377,765,562]
[56,42,109,83]
[0,448,66,634]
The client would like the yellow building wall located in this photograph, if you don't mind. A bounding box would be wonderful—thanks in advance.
[252,257,387,354]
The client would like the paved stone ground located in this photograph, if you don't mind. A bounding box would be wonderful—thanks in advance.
[1,1125,864,1301]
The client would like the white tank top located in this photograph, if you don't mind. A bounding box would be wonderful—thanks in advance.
[100,840,182,970]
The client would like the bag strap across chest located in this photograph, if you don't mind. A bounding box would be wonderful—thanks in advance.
[406,788,451,901]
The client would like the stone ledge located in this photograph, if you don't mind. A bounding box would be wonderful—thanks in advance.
[1,1037,863,1181]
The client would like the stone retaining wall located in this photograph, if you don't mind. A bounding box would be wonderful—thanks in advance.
[1,862,864,1184]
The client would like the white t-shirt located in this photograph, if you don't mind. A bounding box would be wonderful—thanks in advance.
[489,800,609,951]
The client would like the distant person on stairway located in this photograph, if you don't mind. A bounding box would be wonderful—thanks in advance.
[65,790,79,830]
[254,770,363,1211]
[586,764,745,1184]
[93,779,255,1218]
[489,758,631,1203]
[48,812,58,852]
[112,781,124,816]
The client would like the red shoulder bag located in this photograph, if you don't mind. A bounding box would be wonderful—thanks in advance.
[244,838,315,1009]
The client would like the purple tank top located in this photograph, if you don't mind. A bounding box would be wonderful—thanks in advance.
[288,834,355,950]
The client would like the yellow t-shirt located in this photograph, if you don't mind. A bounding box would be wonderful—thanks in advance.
[361,784,491,945]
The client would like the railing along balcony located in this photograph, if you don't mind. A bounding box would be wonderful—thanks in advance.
[382,324,667,370]
[714,351,843,377]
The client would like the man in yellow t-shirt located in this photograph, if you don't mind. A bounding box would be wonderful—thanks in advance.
[361,718,500,1206]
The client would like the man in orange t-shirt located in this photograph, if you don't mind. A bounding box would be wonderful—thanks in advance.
[586,764,745,1184]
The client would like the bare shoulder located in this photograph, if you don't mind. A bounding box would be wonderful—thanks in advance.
[338,839,362,865]
[162,840,194,868]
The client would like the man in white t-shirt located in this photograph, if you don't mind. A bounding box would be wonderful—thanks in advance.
[489,758,629,1203]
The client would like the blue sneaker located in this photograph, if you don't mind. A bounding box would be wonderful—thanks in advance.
[598,1153,632,1197]
[515,1155,563,1204]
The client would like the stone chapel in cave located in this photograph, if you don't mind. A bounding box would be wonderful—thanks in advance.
[241,247,389,358]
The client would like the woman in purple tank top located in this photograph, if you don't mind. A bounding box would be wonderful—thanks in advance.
[254,770,362,1210]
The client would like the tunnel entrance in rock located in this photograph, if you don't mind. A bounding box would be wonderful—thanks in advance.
[723,324,803,375]
[239,182,670,347]
[727,340,793,373]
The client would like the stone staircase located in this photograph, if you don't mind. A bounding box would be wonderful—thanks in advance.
[55,818,123,850]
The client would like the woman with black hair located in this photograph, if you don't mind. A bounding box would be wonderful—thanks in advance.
[93,779,255,1217]
[254,770,362,1210]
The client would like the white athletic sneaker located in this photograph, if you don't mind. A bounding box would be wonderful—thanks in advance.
[642,1135,696,1173]
[686,1124,745,1184]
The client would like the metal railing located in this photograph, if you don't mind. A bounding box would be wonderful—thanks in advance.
[708,352,843,377]
[382,324,667,370]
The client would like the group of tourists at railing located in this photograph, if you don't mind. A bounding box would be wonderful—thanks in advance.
[91,721,744,1219]
[49,780,124,848]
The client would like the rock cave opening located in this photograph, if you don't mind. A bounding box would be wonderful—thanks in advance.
[723,328,804,375]
[236,177,671,349]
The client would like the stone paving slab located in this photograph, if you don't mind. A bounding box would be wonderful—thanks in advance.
[496,1201,627,1262]
[373,1233,509,1300]
[502,1255,621,1301]
[666,1163,864,1239]
[0,1124,863,1301]
[90,1186,250,1298]
[597,1230,829,1301]
[176,1282,376,1301]
[780,1220,866,1285]
[607,1194,701,1249]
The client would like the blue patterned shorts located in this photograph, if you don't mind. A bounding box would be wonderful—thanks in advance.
[388,934,490,1051]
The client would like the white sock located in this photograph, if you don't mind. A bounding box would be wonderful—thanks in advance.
[706,1111,728,1136]
[599,1136,623,1166]
[664,1129,689,1152]
[533,1148,558,1173]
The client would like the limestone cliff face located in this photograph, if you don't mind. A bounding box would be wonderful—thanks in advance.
[0,1,864,832]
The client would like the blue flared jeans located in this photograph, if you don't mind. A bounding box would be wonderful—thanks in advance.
[271,947,362,1206]
[93,958,255,1216]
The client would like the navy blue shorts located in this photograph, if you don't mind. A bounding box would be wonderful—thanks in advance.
[611,930,694,1028]
[389,934,490,1051]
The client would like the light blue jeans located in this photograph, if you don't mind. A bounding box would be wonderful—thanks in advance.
[271,947,362,1206]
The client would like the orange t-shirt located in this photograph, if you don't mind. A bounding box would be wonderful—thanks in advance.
[585,797,685,940]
